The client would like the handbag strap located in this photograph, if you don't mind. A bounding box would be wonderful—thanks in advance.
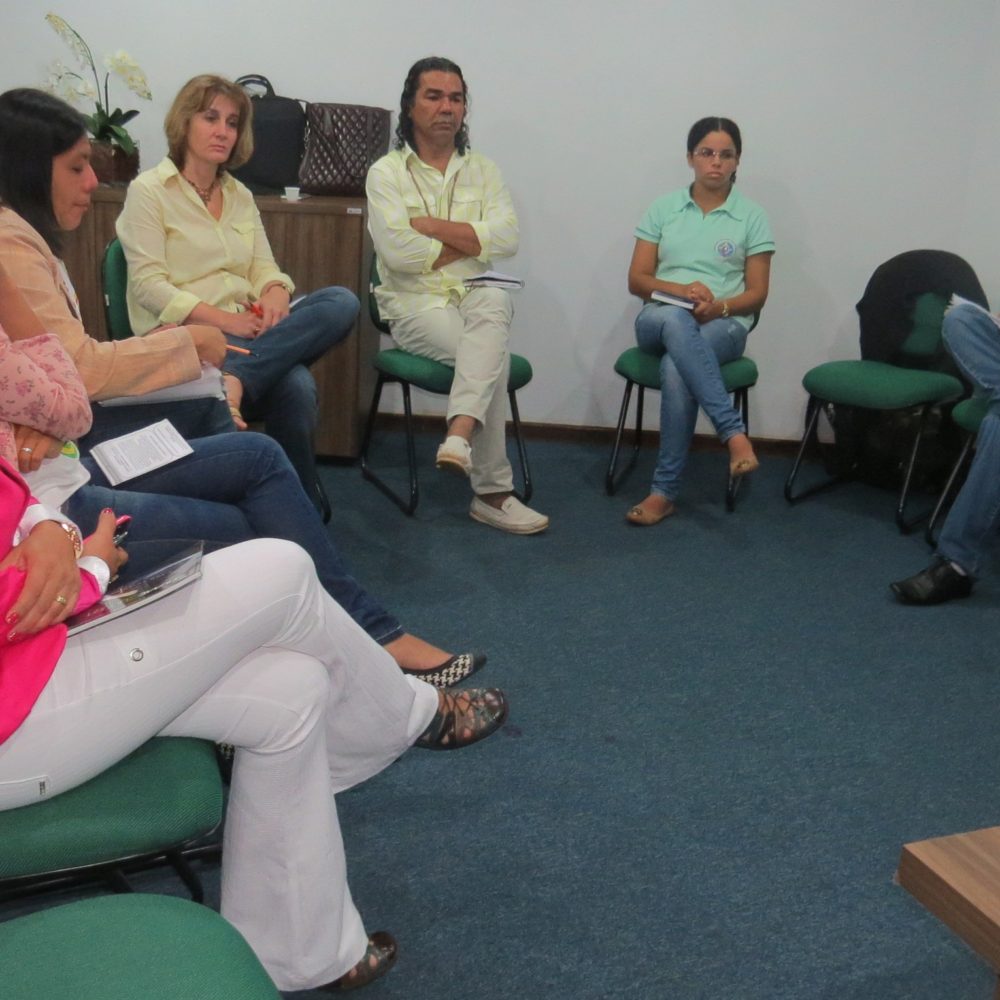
[235,75,276,98]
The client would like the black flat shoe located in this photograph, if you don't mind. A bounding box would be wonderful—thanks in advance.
[321,931,397,992]
[401,651,487,688]
[416,688,508,750]
[890,558,973,605]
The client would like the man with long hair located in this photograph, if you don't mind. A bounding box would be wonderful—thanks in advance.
[366,57,548,534]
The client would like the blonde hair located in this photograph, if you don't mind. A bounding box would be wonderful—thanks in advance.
[164,75,253,172]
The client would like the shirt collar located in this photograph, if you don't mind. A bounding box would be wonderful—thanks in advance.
[683,184,746,220]
[401,143,467,178]
[156,156,236,191]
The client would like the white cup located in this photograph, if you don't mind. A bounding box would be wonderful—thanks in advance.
[283,186,301,201]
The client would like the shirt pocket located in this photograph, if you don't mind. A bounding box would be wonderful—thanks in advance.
[402,192,425,219]
[227,222,255,270]
[231,221,255,246]
[450,185,482,223]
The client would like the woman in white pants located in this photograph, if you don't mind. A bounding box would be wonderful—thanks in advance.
[0,533,508,992]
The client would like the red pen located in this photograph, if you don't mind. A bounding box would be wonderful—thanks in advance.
[247,302,264,318]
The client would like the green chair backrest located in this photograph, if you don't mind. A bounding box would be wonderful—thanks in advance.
[101,237,134,341]
[899,291,949,361]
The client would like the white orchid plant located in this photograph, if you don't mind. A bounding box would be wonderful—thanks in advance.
[43,13,151,156]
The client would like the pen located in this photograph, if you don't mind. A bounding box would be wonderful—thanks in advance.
[247,302,264,318]
[226,344,252,355]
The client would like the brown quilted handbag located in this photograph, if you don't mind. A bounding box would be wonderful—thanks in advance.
[298,103,391,196]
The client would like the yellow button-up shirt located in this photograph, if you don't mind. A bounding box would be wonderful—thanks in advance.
[366,145,518,321]
[116,158,294,335]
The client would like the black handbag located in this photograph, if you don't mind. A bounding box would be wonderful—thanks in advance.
[298,103,391,196]
[230,75,305,193]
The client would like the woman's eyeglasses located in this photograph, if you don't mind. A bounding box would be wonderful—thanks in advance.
[693,148,737,161]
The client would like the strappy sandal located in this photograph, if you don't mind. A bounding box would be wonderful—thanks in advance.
[415,688,508,750]
[401,651,487,688]
[322,932,398,992]
[227,403,248,432]
[729,454,759,477]
[626,498,675,526]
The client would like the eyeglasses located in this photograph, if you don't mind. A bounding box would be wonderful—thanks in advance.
[693,148,737,161]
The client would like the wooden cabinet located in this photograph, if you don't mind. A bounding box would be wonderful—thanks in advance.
[61,187,378,458]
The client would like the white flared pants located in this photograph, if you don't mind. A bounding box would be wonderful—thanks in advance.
[0,539,438,991]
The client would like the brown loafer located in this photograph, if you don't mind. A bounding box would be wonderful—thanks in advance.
[322,931,398,992]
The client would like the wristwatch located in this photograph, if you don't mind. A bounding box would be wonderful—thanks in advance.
[57,521,84,558]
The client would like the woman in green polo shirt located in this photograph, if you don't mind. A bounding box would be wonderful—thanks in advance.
[625,116,775,525]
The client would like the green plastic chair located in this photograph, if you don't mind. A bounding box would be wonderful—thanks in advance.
[605,317,760,512]
[0,738,222,903]
[360,255,534,514]
[2,894,280,1000]
[924,395,990,545]
[784,291,964,533]
[101,237,134,341]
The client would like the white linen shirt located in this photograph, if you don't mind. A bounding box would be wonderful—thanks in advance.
[366,145,518,321]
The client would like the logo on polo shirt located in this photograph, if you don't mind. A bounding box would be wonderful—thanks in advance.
[716,240,736,258]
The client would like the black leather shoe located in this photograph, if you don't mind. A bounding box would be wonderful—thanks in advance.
[890,559,973,605]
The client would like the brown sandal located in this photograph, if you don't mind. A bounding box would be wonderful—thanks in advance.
[729,454,759,478]
[227,403,248,432]
[322,932,398,992]
[626,497,676,526]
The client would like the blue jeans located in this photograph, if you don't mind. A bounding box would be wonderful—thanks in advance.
[63,431,402,645]
[80,396,234,451]
[225,286,360,497]
[634,303,748,500]
[936,304,1000,576]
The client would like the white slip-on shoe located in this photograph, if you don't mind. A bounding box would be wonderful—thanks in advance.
[436,435,472,477]
[469,495,549,535]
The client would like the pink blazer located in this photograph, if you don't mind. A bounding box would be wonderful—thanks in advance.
[0,458,100,745]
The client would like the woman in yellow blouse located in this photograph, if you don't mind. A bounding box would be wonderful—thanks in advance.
[117,75,358,508]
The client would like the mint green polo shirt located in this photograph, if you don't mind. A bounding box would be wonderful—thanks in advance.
[635,185,775,330]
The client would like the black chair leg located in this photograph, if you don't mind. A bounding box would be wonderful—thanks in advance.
[784,396,843,503]
[167,848,205,904]
[359,375,420,514]
[895,406,936,534]
[507,389,533,503]
[605,381,644,496]
[925,436,973,547]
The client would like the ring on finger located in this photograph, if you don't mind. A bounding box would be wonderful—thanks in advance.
[20,447,33,454]
[53,595,68,606]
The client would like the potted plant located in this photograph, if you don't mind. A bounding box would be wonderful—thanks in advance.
[43,13,152,184]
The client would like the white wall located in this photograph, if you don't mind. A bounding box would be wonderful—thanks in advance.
[5,1,999,440]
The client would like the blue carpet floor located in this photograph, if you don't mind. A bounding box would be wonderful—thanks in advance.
[6,435,999,998]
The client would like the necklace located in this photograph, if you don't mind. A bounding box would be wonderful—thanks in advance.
[183,173,218,206]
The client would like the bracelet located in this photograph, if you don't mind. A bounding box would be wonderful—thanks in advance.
[721,300,730,318]
[57,521,84,559]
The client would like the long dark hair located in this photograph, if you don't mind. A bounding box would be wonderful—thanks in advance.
[687,116,742,184]
[0,88,89,254]
[394,56,470,155]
